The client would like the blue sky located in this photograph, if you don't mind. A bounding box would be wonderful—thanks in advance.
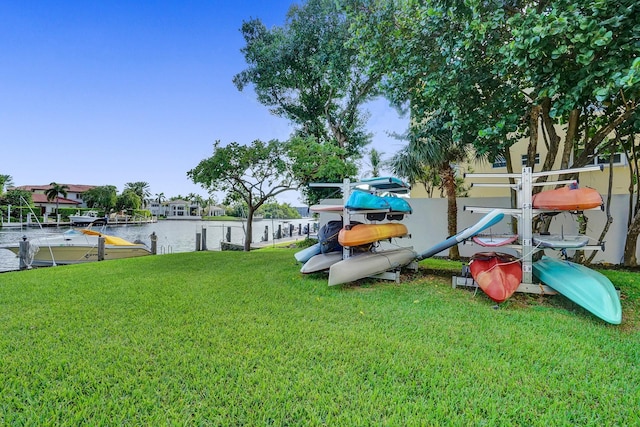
[1,1,407,205]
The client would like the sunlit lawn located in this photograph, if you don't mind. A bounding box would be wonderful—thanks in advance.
[0,249,638,425]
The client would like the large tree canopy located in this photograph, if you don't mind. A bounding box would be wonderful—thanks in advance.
[234,0,379,162]
[350,0,639,169]
[349,0,639,256]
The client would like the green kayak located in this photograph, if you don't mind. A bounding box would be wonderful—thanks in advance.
[533,256,621,324]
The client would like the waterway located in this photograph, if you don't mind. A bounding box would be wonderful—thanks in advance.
[0,218,317,272]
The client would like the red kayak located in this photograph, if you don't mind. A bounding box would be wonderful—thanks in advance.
[532,185,602,210]
[469,252,522,303]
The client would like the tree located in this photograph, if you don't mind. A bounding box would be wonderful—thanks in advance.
[124,182,151,207]
[287,136,358,205]
[0,189,32,220]
[187,193,205,216]
[364,148,384,178]
[259,201,302,219]
[350,0,640,255]
[234,0,379,198]
[389,112,471,260]
[82,186,118,211]
[0,174,13,195]
[188,140,296,251]
[116,190,141,212]
[348,0,520,246]
[45,182,69,216]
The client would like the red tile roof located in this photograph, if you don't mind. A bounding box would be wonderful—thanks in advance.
[31,193,80,206]
[15,184,97,193]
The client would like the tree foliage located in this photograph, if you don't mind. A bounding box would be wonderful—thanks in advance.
[82,186,118,211]
[234,0,379,189]
[287,136,358,205]
[349,0,640,260]
[0,174,13,195]
[258,201,301,219]
[117,190,142,212]
[352,0,638,161]
[188,140,296,251]
[0,189,32,208]
[124,182,151,207]
[364,148,384,178]
[389,111,471,259]
[45,182,69,215]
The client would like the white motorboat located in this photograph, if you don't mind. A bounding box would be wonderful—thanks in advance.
[69,210,105,225]
[0,228,151,267]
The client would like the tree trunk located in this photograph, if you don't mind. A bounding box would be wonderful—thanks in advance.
[624,212,640,267]
[586,137,618,265]
[536,98,562,191]
[441,163,459,260]
[505,147,518,235]
[526,104,540,168]
[244,209,254,252]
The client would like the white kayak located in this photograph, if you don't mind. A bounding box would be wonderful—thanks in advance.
[328,247,417,286]
[472,234,518,247]
[300,252,343,274]
[533,234,590,249]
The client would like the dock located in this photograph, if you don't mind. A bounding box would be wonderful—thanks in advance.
[1,217,157,229]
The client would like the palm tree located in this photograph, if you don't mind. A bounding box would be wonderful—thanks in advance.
[124,182,151,208]
[364,148,384,178]
[45,182,70,220]
[389,112,470,260]
[187,193,203,216]
[0,174,14,195]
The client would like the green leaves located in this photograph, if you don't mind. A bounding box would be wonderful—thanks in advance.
[235,0,376,160]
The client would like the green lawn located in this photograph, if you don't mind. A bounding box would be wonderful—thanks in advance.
[0,249,638,425]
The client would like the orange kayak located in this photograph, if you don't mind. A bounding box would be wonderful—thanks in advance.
[469,252,522,303]
[532,186,602,210]
[338,223,408,247]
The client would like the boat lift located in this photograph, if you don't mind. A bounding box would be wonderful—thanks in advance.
[456,164,605,294]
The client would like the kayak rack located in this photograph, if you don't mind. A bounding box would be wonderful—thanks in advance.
[458,165,604,292]
[309,178,415,283]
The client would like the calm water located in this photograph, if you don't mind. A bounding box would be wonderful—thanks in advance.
[0,218,317,272]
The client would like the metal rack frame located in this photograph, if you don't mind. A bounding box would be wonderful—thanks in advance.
[462,164,604,288]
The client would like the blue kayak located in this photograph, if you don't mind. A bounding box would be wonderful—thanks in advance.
[346,191,412,213]
[294,243,321,263]
[533,256,621,324]
[417,209,505,260]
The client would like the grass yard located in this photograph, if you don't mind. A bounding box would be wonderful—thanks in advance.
[0,249,638,425]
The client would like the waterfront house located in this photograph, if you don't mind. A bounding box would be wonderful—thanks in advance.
[13,184,93,216]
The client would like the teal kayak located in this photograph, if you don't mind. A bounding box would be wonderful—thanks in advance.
[346,191,412,213]
[533,256,621,324]
[381,196,412,214]
[346,190,391,211]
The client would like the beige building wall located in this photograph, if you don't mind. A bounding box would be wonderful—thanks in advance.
[410,131,632,199]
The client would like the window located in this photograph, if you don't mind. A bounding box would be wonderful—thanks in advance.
[521,154,540,166]
[492,156,507,168]
[591,153,626,167]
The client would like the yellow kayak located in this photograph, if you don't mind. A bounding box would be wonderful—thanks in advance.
[338,223,408,247]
